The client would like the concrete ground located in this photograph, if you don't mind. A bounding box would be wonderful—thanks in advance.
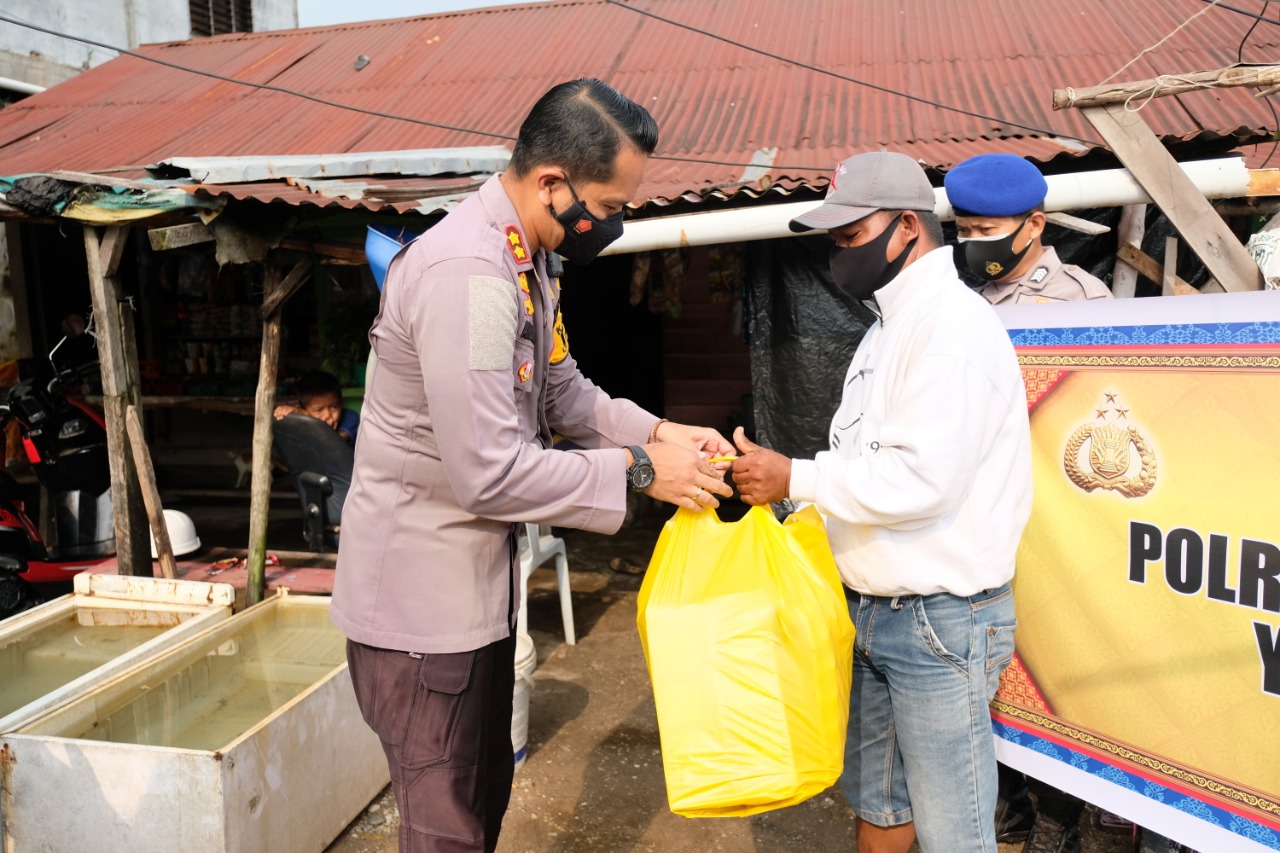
[326,504,1140,853]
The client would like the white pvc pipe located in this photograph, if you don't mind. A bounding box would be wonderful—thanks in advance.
[602,157,1251,256]
[0,76,45,95]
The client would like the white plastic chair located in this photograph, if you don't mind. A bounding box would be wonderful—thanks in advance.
[517,523,575,645]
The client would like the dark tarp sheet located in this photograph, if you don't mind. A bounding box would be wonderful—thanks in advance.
[745,235,875,460]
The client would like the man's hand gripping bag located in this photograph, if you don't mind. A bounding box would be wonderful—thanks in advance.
[637,504,855,817]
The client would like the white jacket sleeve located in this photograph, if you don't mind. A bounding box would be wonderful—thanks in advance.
[789,353,1003,530]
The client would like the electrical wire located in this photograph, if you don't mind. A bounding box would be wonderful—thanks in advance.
[1261,96,1280,168]
[1235,0,1280,167]
[1238,3,1266,59]
[601,0,1099,146]
[0,10,518,141]
[1196,0,1280,25]
[0,9,841,172]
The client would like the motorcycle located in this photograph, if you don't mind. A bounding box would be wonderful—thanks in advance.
[0,325,115,618]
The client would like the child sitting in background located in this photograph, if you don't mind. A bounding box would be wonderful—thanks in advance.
[273,370,360,448]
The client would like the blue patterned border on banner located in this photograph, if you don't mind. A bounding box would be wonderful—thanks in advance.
[1007,322,1280,348]
[993,721,1280,850]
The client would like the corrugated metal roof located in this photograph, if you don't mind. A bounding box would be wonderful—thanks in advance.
[190,174,485,214]
[0,0,1274,207]
[154,146,511,183]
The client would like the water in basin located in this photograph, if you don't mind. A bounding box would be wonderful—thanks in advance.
[0,611,169,719]
[68,600,345,751]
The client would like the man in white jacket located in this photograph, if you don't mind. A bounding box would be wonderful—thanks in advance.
[731,151,1033,853]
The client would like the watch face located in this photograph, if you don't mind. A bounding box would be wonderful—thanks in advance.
[630,462,655,491]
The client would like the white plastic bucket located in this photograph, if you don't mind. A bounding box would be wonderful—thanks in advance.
[512,632,537,770]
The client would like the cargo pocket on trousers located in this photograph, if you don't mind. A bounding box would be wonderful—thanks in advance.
[400,649,476,770]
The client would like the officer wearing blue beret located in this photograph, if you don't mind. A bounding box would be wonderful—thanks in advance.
[944,153,1112,304]
[945,154,1112,853]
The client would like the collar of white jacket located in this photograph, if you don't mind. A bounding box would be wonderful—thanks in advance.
[871,246,959,322]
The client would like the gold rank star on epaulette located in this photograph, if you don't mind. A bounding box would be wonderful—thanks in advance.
[504,225,528,263]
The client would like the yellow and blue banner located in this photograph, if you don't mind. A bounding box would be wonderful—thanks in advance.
[993,291,1280,852]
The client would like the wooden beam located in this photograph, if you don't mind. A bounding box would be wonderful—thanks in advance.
[247,266,284,606]
[85,395,256,415]
[147,221,215,252]
[161,487,298,500]
[1116,242,1197,293]
[48,170,157,191]
[278,238,367,264]
[1247,168,1280,198]
[1044,211,1111,236]
[1111,204,1146,298]
[124,405,175,580]
[84,224,150,576]
[1082,104,1262,292]
[1053,64,1280,110]
[260,258,311,319]
[1215,202,1280,218]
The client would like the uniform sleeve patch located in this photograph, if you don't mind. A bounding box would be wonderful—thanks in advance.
[468,275,518,370]
[550,308,570,365]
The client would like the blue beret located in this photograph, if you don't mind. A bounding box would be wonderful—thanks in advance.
[944,153,1048,217]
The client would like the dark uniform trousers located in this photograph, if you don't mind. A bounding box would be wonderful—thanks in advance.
[347,635,517,853]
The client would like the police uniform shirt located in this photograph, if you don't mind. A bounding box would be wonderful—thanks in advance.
[331,175,659,655]
[979,246,1112,305]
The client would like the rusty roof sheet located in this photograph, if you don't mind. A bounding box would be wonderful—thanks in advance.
[0,0,1274,208]
[190,174,486,213]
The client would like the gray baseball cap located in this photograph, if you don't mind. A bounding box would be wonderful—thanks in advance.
[790,151,936,232]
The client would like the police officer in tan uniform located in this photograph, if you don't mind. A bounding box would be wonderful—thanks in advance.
[332,79,733,853]
[945,153,1112,305]
[945,154,1111,853]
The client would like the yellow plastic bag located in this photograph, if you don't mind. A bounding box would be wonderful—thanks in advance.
[637,504,855,817]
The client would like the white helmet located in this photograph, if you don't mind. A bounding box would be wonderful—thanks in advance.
[151,509,201,558]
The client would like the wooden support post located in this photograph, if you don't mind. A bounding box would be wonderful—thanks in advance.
[5,223,34,359]
[84,225,151,576]
[246,259,310,605]
[1080,104,1262,292]
[1111,204,1146,298]
[1163,236,1179,296]
[124,405,175,580]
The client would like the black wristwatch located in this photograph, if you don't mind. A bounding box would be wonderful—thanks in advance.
[625,445,655,492]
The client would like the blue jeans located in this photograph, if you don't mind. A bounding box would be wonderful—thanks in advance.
[841,583,1017,853]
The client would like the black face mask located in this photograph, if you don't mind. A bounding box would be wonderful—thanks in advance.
[550,178,625,265]
[828,214,916,303]
[958,217,1032,282]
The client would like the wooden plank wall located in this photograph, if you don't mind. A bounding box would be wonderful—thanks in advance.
[661,247,752,434]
